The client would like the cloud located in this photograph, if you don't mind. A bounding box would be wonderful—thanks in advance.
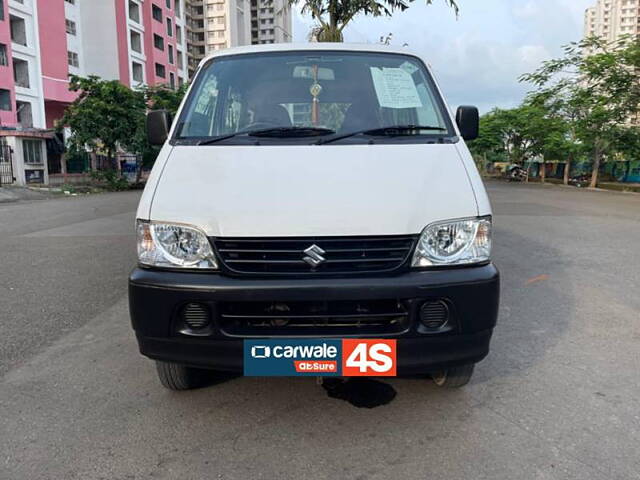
[512,2,540,20]
[292,0,594,112]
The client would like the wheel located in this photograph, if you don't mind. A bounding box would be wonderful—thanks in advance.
[431,364,475,388]
[155,361,211,391]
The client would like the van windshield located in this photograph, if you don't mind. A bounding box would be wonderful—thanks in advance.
[175,51,454,144]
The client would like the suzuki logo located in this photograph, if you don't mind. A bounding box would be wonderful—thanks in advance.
[303,244,326,267]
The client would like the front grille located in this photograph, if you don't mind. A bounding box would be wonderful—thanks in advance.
[212,235,417,276]
[218,299,410,336]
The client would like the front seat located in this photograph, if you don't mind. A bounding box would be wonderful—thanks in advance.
[253,104,292,127]
[339,102,380,133]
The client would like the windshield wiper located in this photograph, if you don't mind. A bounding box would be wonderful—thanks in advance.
[197,127,335,145]
[317,125,448,145]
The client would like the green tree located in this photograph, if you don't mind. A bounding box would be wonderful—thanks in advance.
[140,82,189,116]
[521,36,640,187]
[59,75,146,165]
[526,91,586,185]
[294,0,458,41]
[468,103,563,168]
[129,83,190,172]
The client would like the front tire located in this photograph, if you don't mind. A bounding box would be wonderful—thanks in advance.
[431,364,475,388]
[155,361,210,391]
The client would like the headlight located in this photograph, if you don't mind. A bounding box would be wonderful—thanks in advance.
[412,217,491,267]
[137,220,218,269]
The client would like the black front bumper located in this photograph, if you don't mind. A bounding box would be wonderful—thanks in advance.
[129,264,500,375]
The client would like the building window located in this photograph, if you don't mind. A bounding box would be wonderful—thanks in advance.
[177,50,183,69]
[0,89,11,111]
[168,44,174,64]
[13,57,29,88]
[130,30,142,53]
[175,0,181,16]
[65,19,76,35]
[0,44,7,66]
[16,101,32,127]
[129,1,141,23]
[153,34,164,50]
[67,51,79,67]
[23,140,42,164]
[152,4,163,22]
[169,72,176,89]
[0,0,4,21]
[65,0,75,4]
[166,0,171,9]
[10,15,27,47]
[132,61,144,83]
[167,17,173,36]
[155,63,166,78]
[175,25,182,44]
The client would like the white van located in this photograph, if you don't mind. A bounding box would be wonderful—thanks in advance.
[129,43,499,390]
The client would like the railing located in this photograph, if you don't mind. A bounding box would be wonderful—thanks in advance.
[0,144,14,186]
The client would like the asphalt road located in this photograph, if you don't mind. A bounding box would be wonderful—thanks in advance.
[1,182,639,480]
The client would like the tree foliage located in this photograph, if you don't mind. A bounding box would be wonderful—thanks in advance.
[468,103,567,167]
[140,83,190,116]
[59,75,146,161]
[58,76,189,167]
[293,0,458,41]
[520,36,640,187]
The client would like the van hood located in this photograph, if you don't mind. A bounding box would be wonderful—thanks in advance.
[150,144,478,237]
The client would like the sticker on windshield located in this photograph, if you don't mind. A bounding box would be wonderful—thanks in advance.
[399,61,419,75]
[370,67,423,109]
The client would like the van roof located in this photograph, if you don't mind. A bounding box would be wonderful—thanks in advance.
[199,42,422,67]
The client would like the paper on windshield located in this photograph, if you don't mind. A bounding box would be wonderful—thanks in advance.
[370,67,423,109]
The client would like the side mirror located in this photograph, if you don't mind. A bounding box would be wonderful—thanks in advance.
[147,110,171,146]
[455,106,479,141]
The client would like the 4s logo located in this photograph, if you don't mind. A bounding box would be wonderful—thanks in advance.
[342,340,397,376]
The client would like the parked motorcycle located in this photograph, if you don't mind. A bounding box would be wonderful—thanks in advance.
[568,174,591,188]
[506,165,528,182]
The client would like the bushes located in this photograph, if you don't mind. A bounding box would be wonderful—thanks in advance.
[89,170,129,191]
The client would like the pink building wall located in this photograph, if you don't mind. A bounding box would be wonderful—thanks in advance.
[37,0,77,128]
[142,1,180,87]
[114,0,131,87]
[0,1,18,127]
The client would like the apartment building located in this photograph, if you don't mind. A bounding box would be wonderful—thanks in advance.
[250,0,292,45]
[584,0,640,41]
[77,0,188,90]
[0,0,189,186]
[184,0,292,77]
[185,0,252,76]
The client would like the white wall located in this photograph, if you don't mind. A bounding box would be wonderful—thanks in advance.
[5,136,49,186]
[78,1,120,81]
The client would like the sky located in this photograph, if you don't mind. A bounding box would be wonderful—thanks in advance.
[292,0,594,113]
